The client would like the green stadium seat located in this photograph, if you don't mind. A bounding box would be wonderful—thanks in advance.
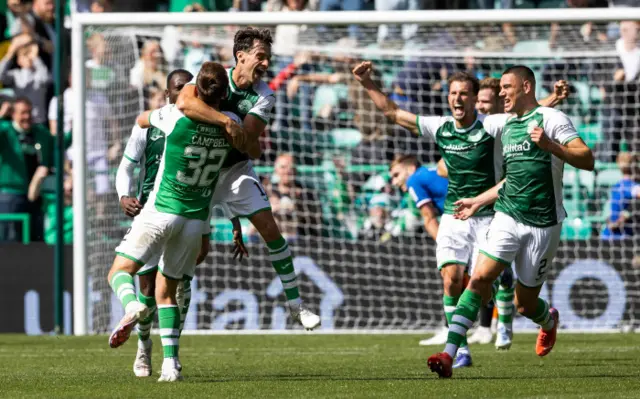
[596,169,623,188]
[561,217,592,240]
[578,123,602,149]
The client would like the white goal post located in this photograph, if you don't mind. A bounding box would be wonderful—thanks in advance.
[72,8,640,335]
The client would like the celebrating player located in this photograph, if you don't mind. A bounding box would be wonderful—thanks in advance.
[175,27,320,329]
[427,66,594,378]
[353,61,510,368]
[108,62,237,382]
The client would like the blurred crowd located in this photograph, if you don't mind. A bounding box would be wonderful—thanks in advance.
[0,0,639,245]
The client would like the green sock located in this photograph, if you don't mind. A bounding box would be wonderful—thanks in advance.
[109,271,137,311]
[496,285,515,325]
[444,290,482,358]
[443,295,468,349]
[266,236,300,304]
[137,293,156,347]
[179,279,191,336]
[529,298,555,331]
[158,304,180,358]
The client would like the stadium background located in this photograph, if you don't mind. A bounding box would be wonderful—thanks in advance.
[1,0,639,334]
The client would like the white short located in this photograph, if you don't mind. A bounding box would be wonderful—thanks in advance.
[480,211,562,288]
[137,254,159,276]
[212,160,271,219]
[115,204,204,280]
[436,214,492,273]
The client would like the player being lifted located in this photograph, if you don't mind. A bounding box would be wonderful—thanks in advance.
[427,66,594,378]
[353,62,509,369]
[435,77,569,349]
[108,62,238,382]
[175,27,320,329]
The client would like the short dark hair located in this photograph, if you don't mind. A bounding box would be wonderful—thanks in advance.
[448,71,480,95]
[390,154,420,170]
[232,27,273,63]
[196,62,228,106]
[479,77,500,97]
[166,68,193,88]
[503,65,536,86]
[13,97,32,108]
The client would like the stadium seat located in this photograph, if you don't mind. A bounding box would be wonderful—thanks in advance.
[330,128,363,149]
[578,123,603,149]
[596,169,623,188]
[561,217,592,240]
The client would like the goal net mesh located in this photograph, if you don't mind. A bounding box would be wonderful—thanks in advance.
[78,19,639,333]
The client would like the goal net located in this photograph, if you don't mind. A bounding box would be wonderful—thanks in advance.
[72,9,640,334]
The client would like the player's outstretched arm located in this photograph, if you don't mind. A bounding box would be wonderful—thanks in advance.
[529,127,594,171]
[352,61,419,135]
[436,159,448,178]
[539,80,570,108]
[454,179,505,220]
[176,84,247,149]
[420,204,439,241]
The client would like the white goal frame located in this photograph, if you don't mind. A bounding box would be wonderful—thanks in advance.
[72,7,640,335]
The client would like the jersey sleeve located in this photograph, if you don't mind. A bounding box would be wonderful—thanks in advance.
[122,124,148,163]
[416,116,445,140]
[482,113,509,138]
[247,94,275,124]
[149,104,184,135]
[544,109,579,145]
[406,176,432,208]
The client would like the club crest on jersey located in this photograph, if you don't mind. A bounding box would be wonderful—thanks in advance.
[467,128,484,143]
[238,99,252,114]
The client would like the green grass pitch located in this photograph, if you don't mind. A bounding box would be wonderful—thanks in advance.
[2,333,640,398]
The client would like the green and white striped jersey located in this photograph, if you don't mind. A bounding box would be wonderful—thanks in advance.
[495,106,580,228]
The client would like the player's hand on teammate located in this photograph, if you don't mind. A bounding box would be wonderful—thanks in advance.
[197,235,210,265]
[529,127,552,151]
[225,117,247,150]
[352,61,373,82]
[553,80,569,101]
[453,198,481,220]
[120,196,142,218]
[231,228,249,261]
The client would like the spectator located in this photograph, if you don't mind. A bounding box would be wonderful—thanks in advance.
[90,0,113,12]
[0,34,51,125]
[318,0,365,40]
[269,0,319,56]
[359,193,397,242]
[5,0,33,39]
[147,87,166,110]
[14,0,59,70]
[231,0,265,11]
[615,21,640,83]
[602,152,640,239]
[262,153,322,241]
[86,33,115,90]
[48,73,72,137]
[0,97,53,242]
[130,39,166,93]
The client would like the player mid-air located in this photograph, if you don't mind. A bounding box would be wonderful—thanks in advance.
[108,62,239,382]
[434,77,569,349]
[353,61,509,368]
[176,27,320,329]
[427,66,594,378]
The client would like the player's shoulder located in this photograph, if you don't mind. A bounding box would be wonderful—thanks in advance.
[408,166,430,184]
[253,79,274,99]
[537,106,565,118]
[482,112,510,125]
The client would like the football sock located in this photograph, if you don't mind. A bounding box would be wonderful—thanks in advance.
[158,304,180,359]
[137,293,156,349]
[444,290,482,358]
[443,295,469,353]
[266,236,301,305]
[110,271,138,313]
[529,298,555,331]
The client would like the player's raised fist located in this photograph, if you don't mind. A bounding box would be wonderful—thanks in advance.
[553,80,569,101]
[529,126,551,150]
[352,61,373,82]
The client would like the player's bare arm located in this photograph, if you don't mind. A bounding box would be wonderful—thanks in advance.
[529,127,595,171]
[137,111,152,129]
[419,203,440,241]
[538,80,570,108]
[176,84,248,150]
[242,114,266,159]
[352,61,419,135]
[436,159,448,178]
[454,178,506,220]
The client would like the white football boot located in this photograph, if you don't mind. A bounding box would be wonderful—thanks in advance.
[133,341,152,377]
[419,326,449,346]
[468,326,494,345]
[290,302,321,330]
[158,359,183,382]
[109,302,150,348]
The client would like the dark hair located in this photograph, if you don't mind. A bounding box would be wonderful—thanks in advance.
[196,62,228,106]
[503,65,536,86]
[166,68,193,88]
[232,27,273,63]
[13,96,32,108]
[448,71,480,95]
[479,77,500,97]
[390,154,420,170]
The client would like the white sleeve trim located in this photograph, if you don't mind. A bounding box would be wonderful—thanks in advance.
[416,198,433,208]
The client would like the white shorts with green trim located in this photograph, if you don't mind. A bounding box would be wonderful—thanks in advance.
[115,204,204,280]
[212,160,271,219]
[137,257,159,276]
[480,211,561,288]
[436,214,492,273]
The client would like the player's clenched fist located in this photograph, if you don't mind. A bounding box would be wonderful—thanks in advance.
[352,61,373,82]
[120,196,141,218]
[225,118,247,150]
[529,126,552,151]
[553,80,569,101]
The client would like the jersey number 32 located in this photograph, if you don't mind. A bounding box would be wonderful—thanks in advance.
[177,145,227,187]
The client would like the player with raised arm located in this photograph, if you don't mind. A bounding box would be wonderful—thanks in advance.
[175,27,320,330]
[427,66,594,379]
[108,62,237,382]
[437,77,569,350]
[353,61,510,369]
